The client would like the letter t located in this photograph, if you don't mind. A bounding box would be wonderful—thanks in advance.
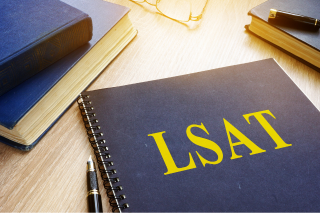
[243,110,292,149]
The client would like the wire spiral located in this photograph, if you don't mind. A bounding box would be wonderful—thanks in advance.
[77,94,129,212]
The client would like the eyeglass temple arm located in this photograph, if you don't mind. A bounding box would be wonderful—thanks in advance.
[190,0,208,21]
[190,14,202,21]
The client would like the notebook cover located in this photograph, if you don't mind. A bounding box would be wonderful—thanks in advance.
[0,0,93,96]
[247,0,320,61]
[81,59,320,211]
[0,0,130,150]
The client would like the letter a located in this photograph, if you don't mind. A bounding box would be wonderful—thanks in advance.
[243,110,292,149]
[148,131,196,175]
[186,123,223,167]
[224,119,266,160]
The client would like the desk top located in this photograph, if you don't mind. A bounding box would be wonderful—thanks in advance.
[1,0,320,212]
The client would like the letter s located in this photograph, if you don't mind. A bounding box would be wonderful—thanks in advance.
[187,123,223,167]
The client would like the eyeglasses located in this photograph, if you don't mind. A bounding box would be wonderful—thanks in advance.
[129,0,209,23]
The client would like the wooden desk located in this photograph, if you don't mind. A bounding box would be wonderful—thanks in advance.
[1,0,320,212]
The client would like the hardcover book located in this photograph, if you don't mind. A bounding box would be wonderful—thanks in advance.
[246,0,320,71]
[78,59,320,212]
[0,0,93,96]
[0,0,137,150]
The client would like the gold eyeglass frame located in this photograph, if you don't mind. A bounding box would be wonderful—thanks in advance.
[129,0,209,23]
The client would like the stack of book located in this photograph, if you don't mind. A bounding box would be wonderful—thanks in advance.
[0,0,137,150]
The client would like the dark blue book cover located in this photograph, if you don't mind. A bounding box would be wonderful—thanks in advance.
[247,0,320,70]
[0,0,93,96]
[80,59,320,211]
[0,0,132,151]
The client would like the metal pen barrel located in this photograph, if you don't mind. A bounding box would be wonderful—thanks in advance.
[87,156,103,213]
[269,9,319,28]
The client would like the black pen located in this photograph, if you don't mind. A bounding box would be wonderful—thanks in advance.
[269,9,320,29]
[87,155,103,213]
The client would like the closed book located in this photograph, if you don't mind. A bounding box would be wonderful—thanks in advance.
[78,59,320,212]
[0,0,93,96]
[246,0,320,71]
[0,0,137,151]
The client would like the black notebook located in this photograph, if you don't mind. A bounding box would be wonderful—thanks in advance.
[78,59,320,212]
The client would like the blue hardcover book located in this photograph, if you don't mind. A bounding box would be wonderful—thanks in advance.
[246,0,320,71]
[0,0,93,96]
[0,0,137,150]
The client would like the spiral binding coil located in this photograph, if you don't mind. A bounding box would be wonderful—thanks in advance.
[77,94,129,212]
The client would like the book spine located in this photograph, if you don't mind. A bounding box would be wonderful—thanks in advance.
[77,95,129,212]
[0,16,93,96]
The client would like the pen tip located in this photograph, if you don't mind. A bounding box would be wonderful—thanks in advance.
[88,155,92,162]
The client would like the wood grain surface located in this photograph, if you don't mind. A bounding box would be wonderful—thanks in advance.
[1,0,320,212]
